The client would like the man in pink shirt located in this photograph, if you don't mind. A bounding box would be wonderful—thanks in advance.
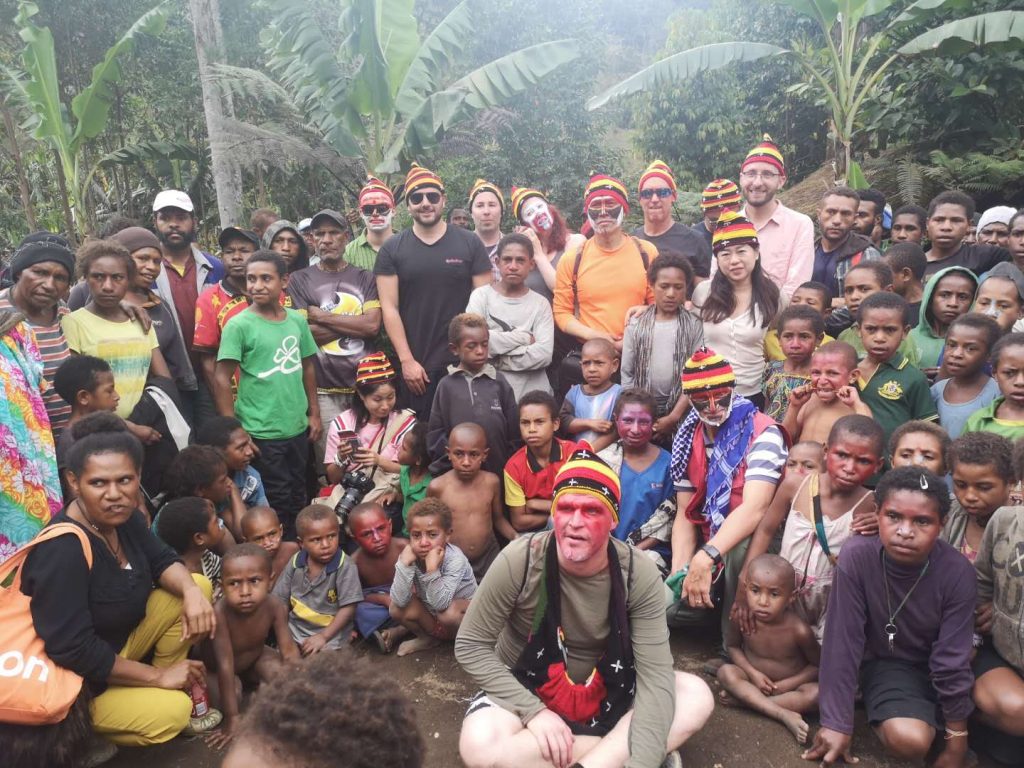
[739,135,814,297]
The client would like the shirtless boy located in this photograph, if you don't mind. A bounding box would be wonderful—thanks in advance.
[718,554,820,744]
[240,506,299,588]
[427,422,515,581]
[350,502,409,653]
[783,341,871,444]
[205,544,299,748]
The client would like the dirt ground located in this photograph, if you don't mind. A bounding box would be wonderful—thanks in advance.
[110,630,999,768]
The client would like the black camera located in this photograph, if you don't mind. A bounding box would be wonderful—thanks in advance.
[333,469,376,521]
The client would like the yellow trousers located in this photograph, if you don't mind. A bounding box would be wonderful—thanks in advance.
[90,574,212,746]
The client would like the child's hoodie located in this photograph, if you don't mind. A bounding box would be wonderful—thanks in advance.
[909,265,978,369]
[975,505,1024,674]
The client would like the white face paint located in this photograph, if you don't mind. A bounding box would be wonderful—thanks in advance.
[521,198,553,231]
[980,304,1002,319]
[361,209,394,232]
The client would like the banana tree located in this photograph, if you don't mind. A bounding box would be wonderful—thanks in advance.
[587,0,1024,180]
[259,0,580,176]
[5,0,169,237]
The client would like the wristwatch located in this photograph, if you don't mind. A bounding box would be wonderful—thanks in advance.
[699,543,723,568]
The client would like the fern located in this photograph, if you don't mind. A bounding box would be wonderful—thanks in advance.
[895,157,924,206]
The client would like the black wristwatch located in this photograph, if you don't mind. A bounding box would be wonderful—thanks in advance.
[699,543,723,568]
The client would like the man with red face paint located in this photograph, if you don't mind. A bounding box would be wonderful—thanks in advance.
[350,502,409,654]
[457,449,712,768]
[666,348,789,643]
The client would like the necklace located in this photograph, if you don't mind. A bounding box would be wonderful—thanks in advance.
[881,551,929,653]
[75,502,124,561]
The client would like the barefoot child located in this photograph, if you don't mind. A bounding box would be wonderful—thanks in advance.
[964,333,1024,441]
[240,506,299,588]
[271,504,362,654]
[560,337,621,451]
[929,314,1000,439]
[428,423,515,581]
[785,441,824,478]
[762,306,823,422]
[717,554,820,744]
[888,420,950,477]
[942,431,1014,563]
[349,502,409,653]
[205,544,299,748]
[389,498,477,657]
[195,416,268,509]
[782,341,871,445]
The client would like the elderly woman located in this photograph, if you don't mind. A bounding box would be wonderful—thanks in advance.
[21,414,215,748]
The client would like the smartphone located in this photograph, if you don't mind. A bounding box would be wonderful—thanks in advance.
[336,430,360,455]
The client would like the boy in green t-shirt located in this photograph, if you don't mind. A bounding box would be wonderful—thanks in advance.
[215,251,320,538]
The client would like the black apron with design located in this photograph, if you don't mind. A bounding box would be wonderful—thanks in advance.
[511,537,636,735]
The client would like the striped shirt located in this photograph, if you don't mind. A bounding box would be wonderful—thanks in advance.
[0,289,71,437]
[673,424,787,493]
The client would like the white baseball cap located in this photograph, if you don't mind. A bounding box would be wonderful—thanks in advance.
[153,189,195,213]
[298,217,313,232]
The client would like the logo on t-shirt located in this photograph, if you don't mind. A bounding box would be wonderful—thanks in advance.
[320,291,367,358]
[876,380,904,401]
[257,335,302,379]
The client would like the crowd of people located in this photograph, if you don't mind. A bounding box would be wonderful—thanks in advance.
[1,133,1023,768]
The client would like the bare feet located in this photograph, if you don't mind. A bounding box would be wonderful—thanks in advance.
[778,709,810,744]
[717,689,739,708]
[396,634,441,657]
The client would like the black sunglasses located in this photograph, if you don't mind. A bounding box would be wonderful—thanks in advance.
[408,191,442,205]
[361,204,392,216]
[639,188,673,200]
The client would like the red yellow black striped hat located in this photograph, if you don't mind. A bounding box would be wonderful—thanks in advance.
[404,163,444,200]
[584,173,629,215]
[359,176,394,207]
[701,178,741,210]
[712,210,759,254]
[681,347,735,394]
[469,179,504,211]
[552,448,620,522]
[741,133,785,176]
[638,160,677,194]
[355,352,395,386]
[510,186,546,221]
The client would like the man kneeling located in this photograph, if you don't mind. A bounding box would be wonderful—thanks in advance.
[456,449,713,768]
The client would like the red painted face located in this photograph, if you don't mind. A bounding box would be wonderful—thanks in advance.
[350,509,392,557]
[553,493,614,563]
[615,403,654,449]
[825,434,882,492]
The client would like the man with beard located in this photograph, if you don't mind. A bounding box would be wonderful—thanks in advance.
[631,161,712,279]
[738,135,814,297]
[345,176,396,272]
[469,179,505,279]
[288,209,381,462]
[665,349,788,641]
[456,449,713,768]
[152,189,224,425]
[374,164,492,418]
[853,188,887,248]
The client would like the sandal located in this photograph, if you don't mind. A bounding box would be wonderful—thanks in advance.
[373,628,395,654]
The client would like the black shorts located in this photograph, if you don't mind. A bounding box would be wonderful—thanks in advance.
[972,641,1014,680]
[860,658,940,729]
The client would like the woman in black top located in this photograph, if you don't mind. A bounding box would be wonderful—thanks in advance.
[21,414,215,747]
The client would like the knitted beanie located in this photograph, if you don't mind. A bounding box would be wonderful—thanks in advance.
[741,134,785,176]
[700,179,742,210]
[359,176,395,207]
[551,448,621,522]
[355,352,396,386]
[469,179,504,211]
[404,163,444,200]
[638,160,677,194]
[712,210,759,254]
[510,186,547,221]
[584,173,629,215]
[681,347,735,394]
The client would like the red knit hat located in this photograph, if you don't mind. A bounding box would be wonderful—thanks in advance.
[637,160,677,194]
[359,176,394,207]
[355,352,396,386]
[681,347,735,394]
[712,210,759,254]
[584,173,629,215]
[469,179,504,211]
[700,179,741,210]
[404,163,444,200]
[552,448,621,522]
[741,134,786,176]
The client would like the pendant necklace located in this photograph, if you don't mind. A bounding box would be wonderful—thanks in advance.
[881,551,929,653]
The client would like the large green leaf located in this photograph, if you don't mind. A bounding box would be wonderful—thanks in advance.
[394,0,473,118]
[14,1,71,149]
[847,159,869,190]
[451,40,579,111]
[892,0,975,26]
[776,0,839,29]
[587,42,787,110]
[899,11,1024,55]
[69,0,168,149]
[375,0,419,96]
[343,0,396,116]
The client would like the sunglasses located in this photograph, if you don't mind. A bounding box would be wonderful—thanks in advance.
[361,204,392,216]
[639,188,673,200]
[408,191,442,205]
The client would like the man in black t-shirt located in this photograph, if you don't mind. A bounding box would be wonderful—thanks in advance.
[374,164,492,418]
[923,190,1010,282]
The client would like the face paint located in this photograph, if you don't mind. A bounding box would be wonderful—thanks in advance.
[361,209,394,232]
[586,203,624,228]
[615,403,655,449]
[521,198,553,231]
[980,304,1002,319]
[553,493,614,563]
[691,387,734,427]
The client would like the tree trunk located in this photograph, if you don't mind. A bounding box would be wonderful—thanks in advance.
[1,105,37,232]
[187,0,242,229]
[52,150,77,246]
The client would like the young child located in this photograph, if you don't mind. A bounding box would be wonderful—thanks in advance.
[52,354,120,493]
[784,441,825,478]
[504,391,580,533]
[741,415,884,642]
[909,265,978,375]
[155,496,227,591]
[466,233,554,401]
[621,252,704,438]
[270,504,362,654]
[324,353,417,503]
[215,250,320,539]
[942,432,1013,562]
[195,416,268,509]
[782,341,871,445]
[717,554,820,744]
[964,332,1024,440]
[762,306,823,422]
[163,444,246,541]
[929,314,1001,438]
[240,505,299,588]
[427,422,514,581]
[854,291,938,448]
[389,498,477,657]
[888,420,951,477]
[835,262,913,361]
[349,502,409,653]
[766,281,834,361]
[882,242,926,321]
[427,313,519,477]
[974,262,1024,333]
[204,543,299,749]
[560,337,621,451]
[395,421,430,537]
